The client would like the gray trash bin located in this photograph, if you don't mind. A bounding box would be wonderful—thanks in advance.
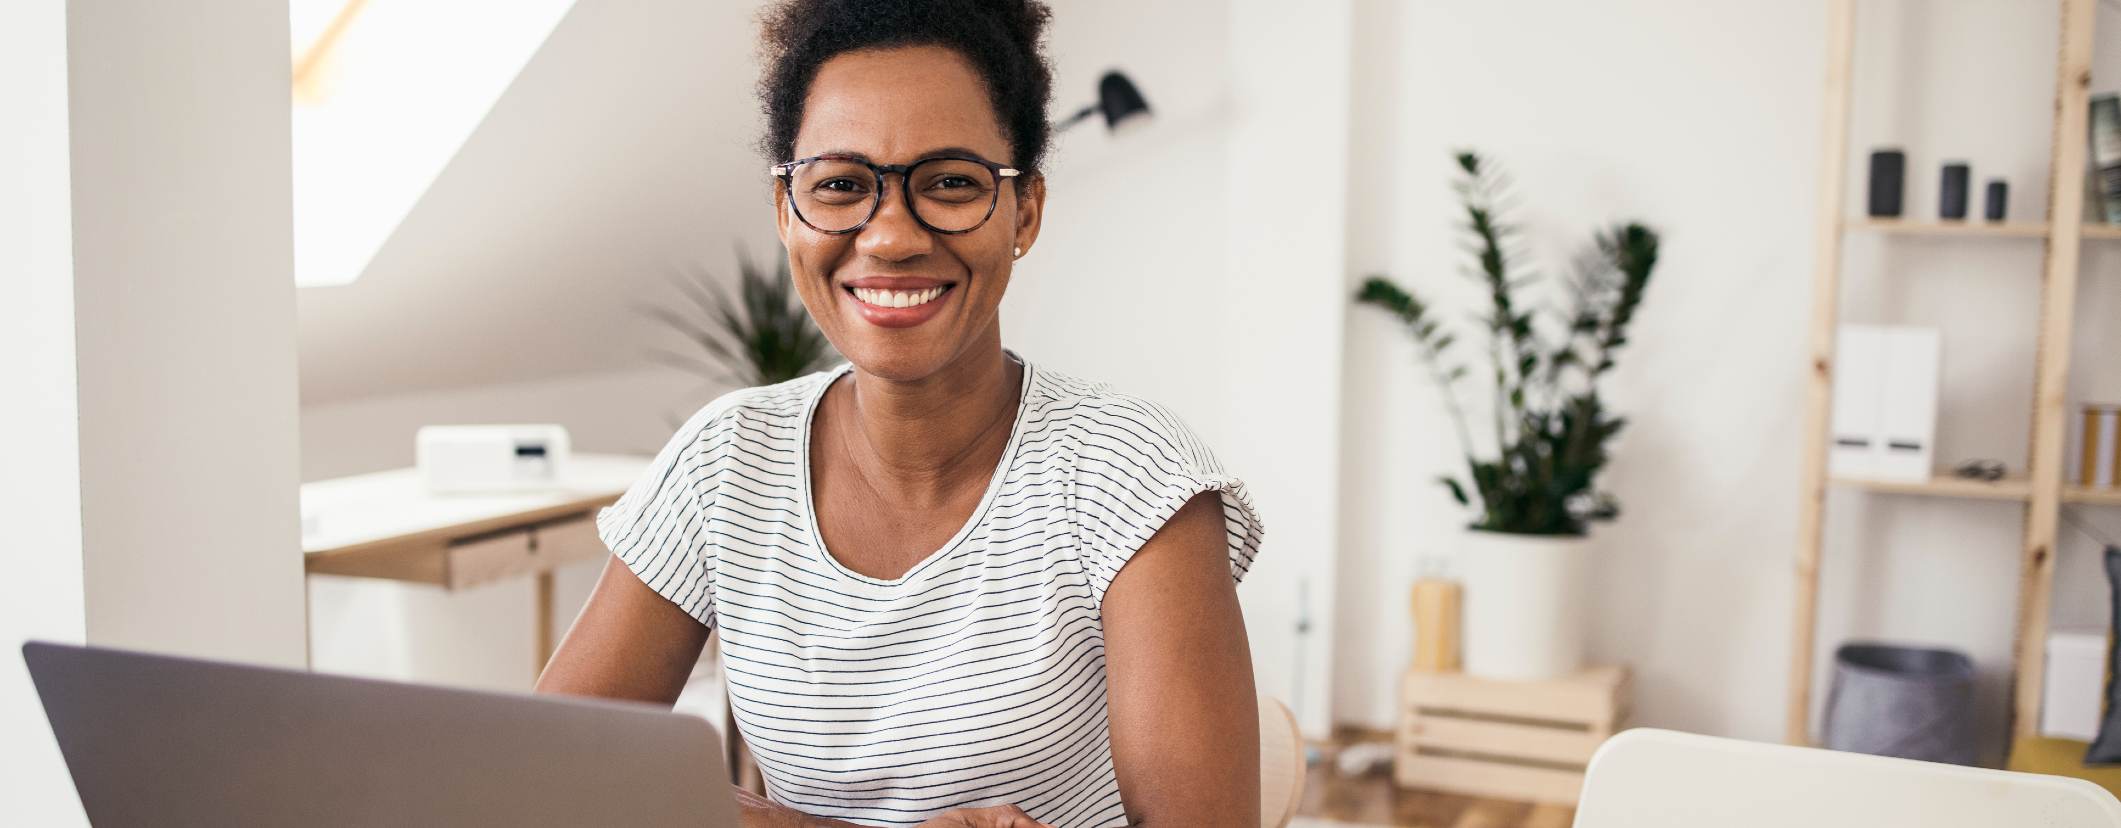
[1821,642,1979,766]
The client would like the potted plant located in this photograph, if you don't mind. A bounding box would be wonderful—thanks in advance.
[1356,151,1659,680]
[638,246,838,429]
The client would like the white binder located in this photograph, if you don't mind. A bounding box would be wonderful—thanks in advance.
[1830,325,1940,483]
[1874,328,1940,482]
[1830,326,1884,479]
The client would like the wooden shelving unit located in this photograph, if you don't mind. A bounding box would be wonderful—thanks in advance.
[1789,0,2117,765]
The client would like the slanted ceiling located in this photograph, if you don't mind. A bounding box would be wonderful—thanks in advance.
[297,0,776,405]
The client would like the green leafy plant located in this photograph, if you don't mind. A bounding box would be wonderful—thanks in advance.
[1356,151,1660,536]
[640,246,837,424]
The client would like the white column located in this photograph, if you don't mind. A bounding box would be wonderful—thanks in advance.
[1225,0,1354,737]
[2,3,307,820]
[0,2,88,823]
[66,0,307,667]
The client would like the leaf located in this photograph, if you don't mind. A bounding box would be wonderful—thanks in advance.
[1439,476,1471,506]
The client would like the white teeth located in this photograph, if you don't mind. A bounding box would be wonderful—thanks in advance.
[851,286,946,308]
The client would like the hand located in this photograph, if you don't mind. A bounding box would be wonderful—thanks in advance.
[915,805,1054,828]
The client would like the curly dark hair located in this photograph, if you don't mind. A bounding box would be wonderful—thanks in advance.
[756,0,1055,180]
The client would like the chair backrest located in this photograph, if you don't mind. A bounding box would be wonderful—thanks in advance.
[1575,728,2121,828]
[1258,694,1305,828]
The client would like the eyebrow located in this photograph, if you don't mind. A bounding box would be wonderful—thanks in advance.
[812,146,1000,164]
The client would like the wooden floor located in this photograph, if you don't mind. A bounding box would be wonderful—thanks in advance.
[1295,735,1575,828]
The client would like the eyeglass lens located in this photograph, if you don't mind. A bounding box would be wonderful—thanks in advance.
[789,158,1001,233]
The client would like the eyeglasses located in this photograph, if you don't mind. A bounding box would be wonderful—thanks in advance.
[769,153,1020,235]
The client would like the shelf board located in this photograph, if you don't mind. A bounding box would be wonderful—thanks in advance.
[1848,218,2121,239]
[1849,218,2049,238]
[2067,485,2121,505]
[1833,474,2121,506]
[1832,473,2031,500]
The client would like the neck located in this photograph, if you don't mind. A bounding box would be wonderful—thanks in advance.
[833,338,1021,504]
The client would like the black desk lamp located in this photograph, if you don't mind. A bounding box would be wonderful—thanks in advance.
[1055,70,1151,134]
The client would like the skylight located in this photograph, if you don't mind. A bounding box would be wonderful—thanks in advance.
[290,0,576,288]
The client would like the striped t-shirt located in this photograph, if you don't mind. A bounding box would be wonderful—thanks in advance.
[595,348,1265,828]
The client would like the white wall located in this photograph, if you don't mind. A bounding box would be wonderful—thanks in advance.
[1334,0,2121,763]
[301,366,715,482]
[1,2,86,823]
[1004,0,1349,734]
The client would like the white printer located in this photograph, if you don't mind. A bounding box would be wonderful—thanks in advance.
[414,424,571,494]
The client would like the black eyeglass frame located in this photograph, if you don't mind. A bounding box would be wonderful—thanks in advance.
[768,153,1022,236]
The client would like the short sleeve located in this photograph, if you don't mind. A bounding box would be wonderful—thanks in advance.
[596,402,726,629]
[1070,395,1266,604]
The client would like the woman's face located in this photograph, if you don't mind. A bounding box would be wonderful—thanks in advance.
[775,45,1044,383]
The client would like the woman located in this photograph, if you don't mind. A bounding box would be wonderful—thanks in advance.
[535,2,1264,826]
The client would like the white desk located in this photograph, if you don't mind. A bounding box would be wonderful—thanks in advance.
[300,453,650,673]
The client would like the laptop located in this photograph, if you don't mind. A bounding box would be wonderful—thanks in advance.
[22,641,738,827]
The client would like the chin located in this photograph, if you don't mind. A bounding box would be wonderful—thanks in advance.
[833,336,965,384]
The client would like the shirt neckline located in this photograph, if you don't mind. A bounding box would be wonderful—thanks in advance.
[794,348,1035,588]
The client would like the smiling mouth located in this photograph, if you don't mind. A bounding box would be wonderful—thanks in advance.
[845,284,955,308]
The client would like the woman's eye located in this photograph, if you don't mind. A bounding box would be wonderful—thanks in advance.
[817,178,866,193]
[931,176,975,190]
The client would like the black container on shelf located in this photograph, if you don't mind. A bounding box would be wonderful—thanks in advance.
[1868,149,1905,217]
[1985,179,2009,222]
[1940,162,1971,220]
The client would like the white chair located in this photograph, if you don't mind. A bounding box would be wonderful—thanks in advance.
[1258,694,1305,828]
[1574,728,2121,827]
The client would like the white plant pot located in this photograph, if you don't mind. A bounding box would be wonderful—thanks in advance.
[1458,529,1592,681]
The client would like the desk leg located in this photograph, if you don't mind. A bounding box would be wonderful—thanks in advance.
[302,576,315,671]
[535,570,556,677]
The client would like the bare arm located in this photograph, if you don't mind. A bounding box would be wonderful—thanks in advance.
[534,553,709,703]
[1102,492,1261,827]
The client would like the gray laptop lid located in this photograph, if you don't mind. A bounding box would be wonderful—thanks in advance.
[23,641,735,828]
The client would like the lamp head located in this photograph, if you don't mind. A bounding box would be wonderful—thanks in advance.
[1094,70,1151,131]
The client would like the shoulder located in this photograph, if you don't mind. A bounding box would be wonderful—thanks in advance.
[1027,362,1226,475]
[1024,358,1263,591]
[674,365,845,453]
[1035,365,1238,481]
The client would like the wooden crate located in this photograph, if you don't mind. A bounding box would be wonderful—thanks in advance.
[1394,665,1630,806]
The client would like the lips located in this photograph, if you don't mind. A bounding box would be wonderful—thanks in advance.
[840,278,956,328]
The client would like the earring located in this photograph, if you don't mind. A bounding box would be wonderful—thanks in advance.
[1013,246,1023,258]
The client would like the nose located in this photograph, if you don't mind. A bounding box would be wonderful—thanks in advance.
[853,173,933,262]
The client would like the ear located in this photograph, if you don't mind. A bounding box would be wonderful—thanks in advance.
[1011,173,1046,258]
